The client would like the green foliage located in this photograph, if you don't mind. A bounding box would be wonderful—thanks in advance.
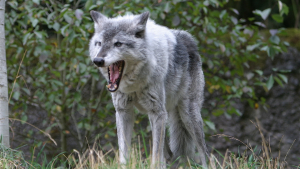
[5,0,290,164]
[6,0,115,154]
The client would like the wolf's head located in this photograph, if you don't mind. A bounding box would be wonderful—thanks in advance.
[89,11,149,92]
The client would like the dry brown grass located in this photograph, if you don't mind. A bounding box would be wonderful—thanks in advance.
[67,119,294,169]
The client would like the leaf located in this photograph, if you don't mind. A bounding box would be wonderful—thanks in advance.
[231,8,239,15]
[84,123,91,130]
[47,12,56,21]
[34,31,43,39]
[172,14,180,26]
[164,1,171,13]
[75,9,84,20]
[212,109,224,116]
[74,92,81,102]
[79,63,87,74]
[260,45,268,51]
[282,3,289,15]
[234,78,240,87]
[283,41,290,46]
[255,70,263,76]
[269,35,280,45]
[22,33,32,45]
[220,44,226,53]
[274,77,283,87]
[231,16,238,24]
[84,0,93,11]
[203,1,209,6]
[30,18,39,27]
[243,28,254,36]
[269,29,278,36]
[88,5,98,11]
[278,1,283,11]
[272,14,283,23]
[267,75,274,90]
[13,91,20,100]
[278,74,288,83]
[207,25,216,33]
[63,13,73,24]
[32,0,40,5]
[60,24,70,36]
[266,46,276,59]
[50,80,64,87]
[204,120,216,130]
[253,8,271,20]
[53,22,60,32]
[55,98,62,105]
[56,105,62,112]
[21,115,28,124]
[219,10,227,20]
[51,70,61,77]
[254,22,266,28]
[247,44,260,51]
[22,88,31,95]
[7,1,18,9]
[235,109,242,116]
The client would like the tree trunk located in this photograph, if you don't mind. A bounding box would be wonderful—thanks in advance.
[0,0,9,147]
[292,0,300,28]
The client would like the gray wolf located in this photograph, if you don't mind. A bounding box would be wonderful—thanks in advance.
[89,11,207,168]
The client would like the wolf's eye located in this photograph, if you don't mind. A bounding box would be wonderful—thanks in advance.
[95,41,101,46]
[135,31,144,38]
[114,42,122,47]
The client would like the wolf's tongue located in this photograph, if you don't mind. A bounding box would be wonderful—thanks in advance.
[109,64,119,83]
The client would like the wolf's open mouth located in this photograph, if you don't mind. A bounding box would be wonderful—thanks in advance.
[107,61,125,92]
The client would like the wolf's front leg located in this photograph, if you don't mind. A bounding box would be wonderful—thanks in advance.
[116,110,134,164]
[149,112,167,169]
[112,93,135,165]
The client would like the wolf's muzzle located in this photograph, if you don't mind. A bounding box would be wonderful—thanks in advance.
[93,57,105,67]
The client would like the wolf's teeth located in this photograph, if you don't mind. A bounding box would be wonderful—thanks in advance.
[106,84,111,88]
[114,84,117,88]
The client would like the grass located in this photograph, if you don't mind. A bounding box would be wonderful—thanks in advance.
[64,120,296,169]
[1,120,298,169]
[0,143,27,168]
[208,120,291,169]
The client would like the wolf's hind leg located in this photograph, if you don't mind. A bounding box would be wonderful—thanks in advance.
[188,100,208,168]
[168,108,195,169]
[175,99,207,168]
[148,111,167,169]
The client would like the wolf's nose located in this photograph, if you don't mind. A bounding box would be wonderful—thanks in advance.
[93,57,105,67]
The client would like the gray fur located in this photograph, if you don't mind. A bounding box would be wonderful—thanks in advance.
[89,11,207,168]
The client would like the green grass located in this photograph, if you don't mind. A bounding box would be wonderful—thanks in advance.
[0,144,27,168]
[1,122,298,169]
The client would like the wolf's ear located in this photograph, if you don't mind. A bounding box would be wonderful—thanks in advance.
[134,12,149,38]
[137,12,149,26]
[90,10,107,31]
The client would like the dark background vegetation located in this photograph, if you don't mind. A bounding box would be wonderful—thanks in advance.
[5,0,300,167]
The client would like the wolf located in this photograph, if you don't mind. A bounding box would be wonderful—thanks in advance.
[89,11,208,168]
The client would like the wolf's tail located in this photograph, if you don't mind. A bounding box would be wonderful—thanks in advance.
[169,30,208,167]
